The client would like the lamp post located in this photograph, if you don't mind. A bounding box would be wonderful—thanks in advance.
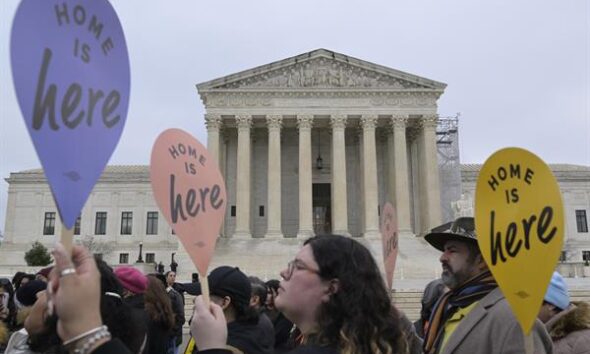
[136,242,144,263]
[316,129,323,170]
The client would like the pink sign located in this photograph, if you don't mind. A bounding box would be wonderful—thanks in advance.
[150,129,226,275]
[380,202,399,289]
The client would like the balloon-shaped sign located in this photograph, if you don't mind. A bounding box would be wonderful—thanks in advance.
[150,129,226,275]
[10,0,130,228]
[380,202,399,289]
[475,147,564,335]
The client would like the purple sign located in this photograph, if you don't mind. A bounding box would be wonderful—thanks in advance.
[11,0,130,228]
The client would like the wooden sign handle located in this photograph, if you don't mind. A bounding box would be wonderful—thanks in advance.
[60,222,74,255]
[199,272,210,306]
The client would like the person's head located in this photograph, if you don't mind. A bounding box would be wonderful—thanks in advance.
[538,271,569,323]
[265,279,280,310]
[208,266,257,324]
[145,276,175,330]
[249,276,267,310]
[0,278,15,323]
[424,217,487,290]
[11,272,26,290]
[419,278,447,326]
[165,271,176,287]
[276,234,406,354]
[19,274,35,289]
[115,266,148,297]
[16,280,47,309]
[96,258,145,354]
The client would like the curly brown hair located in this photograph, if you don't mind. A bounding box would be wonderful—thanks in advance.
[304,235,407,354]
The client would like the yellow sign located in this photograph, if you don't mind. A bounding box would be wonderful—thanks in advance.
[475,147,563,335]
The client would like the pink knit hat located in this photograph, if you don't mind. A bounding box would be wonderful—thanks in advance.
[114,266,148,294]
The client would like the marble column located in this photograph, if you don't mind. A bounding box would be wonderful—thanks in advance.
[297,115,314,238]
[360,114,380,238]
[419,115,442,231]
[330,114,349,236]
[391,115,412,234]
[234,115,252,238]
[265,115,283,238]
[204,114,222,166]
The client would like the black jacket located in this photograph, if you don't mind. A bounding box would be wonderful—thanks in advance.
[226,319,274,354]
[167,287,186,342]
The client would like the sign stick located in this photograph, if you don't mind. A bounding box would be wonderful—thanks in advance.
[60,222,74,254]
[199,272,210,306]
[524,332,534,354]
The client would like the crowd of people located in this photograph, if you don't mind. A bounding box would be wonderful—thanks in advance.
[0,217,589,354]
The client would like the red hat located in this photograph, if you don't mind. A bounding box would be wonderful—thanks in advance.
[114,266,148,294]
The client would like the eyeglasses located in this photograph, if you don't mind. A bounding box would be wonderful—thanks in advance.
[283,259,321,281]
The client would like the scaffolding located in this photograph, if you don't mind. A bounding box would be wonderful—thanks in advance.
[437,113,462,223]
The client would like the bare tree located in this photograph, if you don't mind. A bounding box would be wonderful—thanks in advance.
[77,235,115,257]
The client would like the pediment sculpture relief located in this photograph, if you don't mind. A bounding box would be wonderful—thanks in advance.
[216,58,430,90]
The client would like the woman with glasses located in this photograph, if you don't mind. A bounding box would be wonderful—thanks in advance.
[192,234,408,354]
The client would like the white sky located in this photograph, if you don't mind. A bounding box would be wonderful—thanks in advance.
[0,0,588,230]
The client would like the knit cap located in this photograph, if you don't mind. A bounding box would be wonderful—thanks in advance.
[114,266,148,294]
[36,266,53,279]
[544,271,570,310]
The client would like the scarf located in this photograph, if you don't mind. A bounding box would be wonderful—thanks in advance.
[423,270,497,354]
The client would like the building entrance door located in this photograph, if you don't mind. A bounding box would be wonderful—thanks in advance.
[313,183,331,235]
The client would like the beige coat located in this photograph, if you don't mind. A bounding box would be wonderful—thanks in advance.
[546,301,590,354]
[439,288,553,354]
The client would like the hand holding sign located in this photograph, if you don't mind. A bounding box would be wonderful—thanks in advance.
[11,0,130,237]
[150,129,226,289]
[475,148,564,337]
[380,202,399,289]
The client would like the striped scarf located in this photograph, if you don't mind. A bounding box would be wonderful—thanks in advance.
[423,270,497,354]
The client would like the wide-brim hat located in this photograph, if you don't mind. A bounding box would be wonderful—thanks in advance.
[424,217,477,251]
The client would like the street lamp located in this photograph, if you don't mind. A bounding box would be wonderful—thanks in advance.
[316,129,323,170]
[136,242,144,263]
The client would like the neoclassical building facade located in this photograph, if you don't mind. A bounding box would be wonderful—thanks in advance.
[198,49,447,239]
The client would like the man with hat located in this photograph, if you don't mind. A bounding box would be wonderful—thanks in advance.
[538,271,590,353]
[422,217,553,354]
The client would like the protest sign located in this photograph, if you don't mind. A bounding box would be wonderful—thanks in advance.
[475,147,564,336]
[10,0,130,242]
[380,202,399,289]
[150,129,226,279]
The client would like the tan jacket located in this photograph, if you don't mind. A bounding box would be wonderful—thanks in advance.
[439,288,553,354]
[546,301,590,354]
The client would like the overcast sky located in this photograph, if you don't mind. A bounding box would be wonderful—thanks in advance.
[0,0,588,230]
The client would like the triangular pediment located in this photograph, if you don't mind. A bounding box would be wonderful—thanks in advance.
[197,49,446,92]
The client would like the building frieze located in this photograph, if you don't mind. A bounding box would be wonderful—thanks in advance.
[202,91,439,109]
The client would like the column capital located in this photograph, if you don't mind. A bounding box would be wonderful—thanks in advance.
[266,115,283,130]
[204,113,222,131]
[420,114,438,129]
[235,115,253,130]
[297,115,314,130]
[330,115,347,130]
[360,114,378,129]
[391,115,409,129]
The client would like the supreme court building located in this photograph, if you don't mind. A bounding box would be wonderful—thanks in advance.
[198,49,447,239]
